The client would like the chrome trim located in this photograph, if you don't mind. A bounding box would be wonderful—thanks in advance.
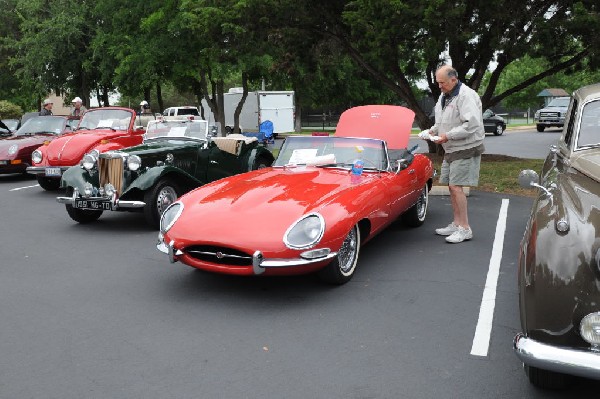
[513,333,600,380]
[283,212,325,249]
[26,165,70,175]
[252,251,265,275]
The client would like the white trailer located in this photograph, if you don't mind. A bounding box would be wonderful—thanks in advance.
[201,89,295,135]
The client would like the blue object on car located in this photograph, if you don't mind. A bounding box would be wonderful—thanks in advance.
[260,120,274,144]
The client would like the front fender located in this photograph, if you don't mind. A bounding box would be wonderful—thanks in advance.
[60,165,97,190]
[245,147,275,171]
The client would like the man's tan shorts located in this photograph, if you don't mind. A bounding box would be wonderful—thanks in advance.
[439,155,481,186]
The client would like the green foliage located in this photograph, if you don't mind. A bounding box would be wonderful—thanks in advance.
[0,100,23,119]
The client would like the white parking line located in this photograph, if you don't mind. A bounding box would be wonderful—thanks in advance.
[470,198,509,357]
[9,184,40,192]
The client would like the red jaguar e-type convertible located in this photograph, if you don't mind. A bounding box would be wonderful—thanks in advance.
[156,105,434,284]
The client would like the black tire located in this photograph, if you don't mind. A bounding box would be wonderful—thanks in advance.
[36,175,61,191]
[525,365,571,390]
[318,225,361,285]
[536,124,545,132]
[252,155,271,170]
[144,179,180,229]
[493,123,505,136]
[402,185,429,227]
[64,187,103,223]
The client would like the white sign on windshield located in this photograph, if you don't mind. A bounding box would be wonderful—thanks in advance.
[288,149,318,164]
[168,126,188,137]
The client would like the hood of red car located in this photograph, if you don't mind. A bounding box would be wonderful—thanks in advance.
[43,130,123,165]
[170,167,377,249]
[335,105,415,149]
[0,134,55,158]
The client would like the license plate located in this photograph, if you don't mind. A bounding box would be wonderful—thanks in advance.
[0,160,7,165]
[45,167,62,177]
[74,199,112,211]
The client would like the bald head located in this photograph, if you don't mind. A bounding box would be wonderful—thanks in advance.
[436,65,459,94]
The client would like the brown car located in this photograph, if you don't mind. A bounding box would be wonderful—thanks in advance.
[514,83,600,389]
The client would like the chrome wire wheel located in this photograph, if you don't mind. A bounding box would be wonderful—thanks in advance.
[415,186,428,221]
[156,185,178,215]
[338,226,359,275]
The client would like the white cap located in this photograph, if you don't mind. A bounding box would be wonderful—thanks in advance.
[72,96,82,103]
[43,98,53,106]
[140,100,149,106]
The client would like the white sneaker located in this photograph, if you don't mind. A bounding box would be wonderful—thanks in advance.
[446,226,473,243]
[435,222,459,236]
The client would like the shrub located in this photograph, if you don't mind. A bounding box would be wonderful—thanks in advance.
[0,100,23,119]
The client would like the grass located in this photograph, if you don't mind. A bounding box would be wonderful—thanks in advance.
[424,153,544,197]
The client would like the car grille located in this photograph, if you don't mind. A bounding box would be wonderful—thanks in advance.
[540,112,559,118]
[99,155,124,194]
[185,245,253,266]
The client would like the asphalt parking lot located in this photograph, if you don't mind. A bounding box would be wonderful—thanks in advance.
[1,129,598,398]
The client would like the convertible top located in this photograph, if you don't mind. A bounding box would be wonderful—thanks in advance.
[335,105,415,149]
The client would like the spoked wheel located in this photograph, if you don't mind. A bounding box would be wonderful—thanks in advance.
[144,179,180,229]
[402,184,429,227]
[64,187,103,223]
[318,224,361,285]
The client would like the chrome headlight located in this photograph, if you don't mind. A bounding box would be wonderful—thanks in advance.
[284,213,325,249]
[127,154,142,171]
[104,183,116,197]
[32,150,42,164]
[8,144,18,155]
[160,202,183,234]
[580,312,600,346]
[82,153,98,171]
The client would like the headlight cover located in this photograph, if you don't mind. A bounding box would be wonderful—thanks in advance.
[580,312,600,346]
[32,150,42,164]
[160,202,183,234]
[127,154,142,171]
[8,144,18,155]
[284,213,325,249]
[82,153,98,170]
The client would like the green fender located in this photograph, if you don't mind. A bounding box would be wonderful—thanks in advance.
[60,165,98,191]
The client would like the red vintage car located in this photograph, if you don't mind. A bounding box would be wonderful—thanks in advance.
[156,105,434,284]
[26,107,146,190]
[0,115,78,175]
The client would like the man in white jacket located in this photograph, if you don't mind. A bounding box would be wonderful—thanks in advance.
[419,65,485,243]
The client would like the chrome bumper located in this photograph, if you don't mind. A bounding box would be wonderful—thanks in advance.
[26,166,70,175]
[56,188,145,210]
[514,333,600,380]
[156,235,337,275]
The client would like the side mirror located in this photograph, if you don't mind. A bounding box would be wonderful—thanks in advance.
[396,159,409,173]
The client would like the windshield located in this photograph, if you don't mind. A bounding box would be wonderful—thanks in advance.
[2,119,19,131]
[274,136,388,170]
[78,109,133,131]
[15,116,67,136]
[145,120,208,141]
[577,99,600,148]
[547,97,571,108]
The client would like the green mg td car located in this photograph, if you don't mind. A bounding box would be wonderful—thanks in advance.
[56,118,275,228]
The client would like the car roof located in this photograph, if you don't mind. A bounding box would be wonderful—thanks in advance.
[574,83,600,103]
[334,105,415,149]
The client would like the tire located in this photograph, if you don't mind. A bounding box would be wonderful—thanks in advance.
[494,123,505,136]
[36,175,61,191]
[318,225,361,285]
[144,179,180,229]
[64,187,103,223]
[252,155,271,170]
[525,365,571,390]
[402,185,429,227]
[225,126,233,134]
[536,124,545,132]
